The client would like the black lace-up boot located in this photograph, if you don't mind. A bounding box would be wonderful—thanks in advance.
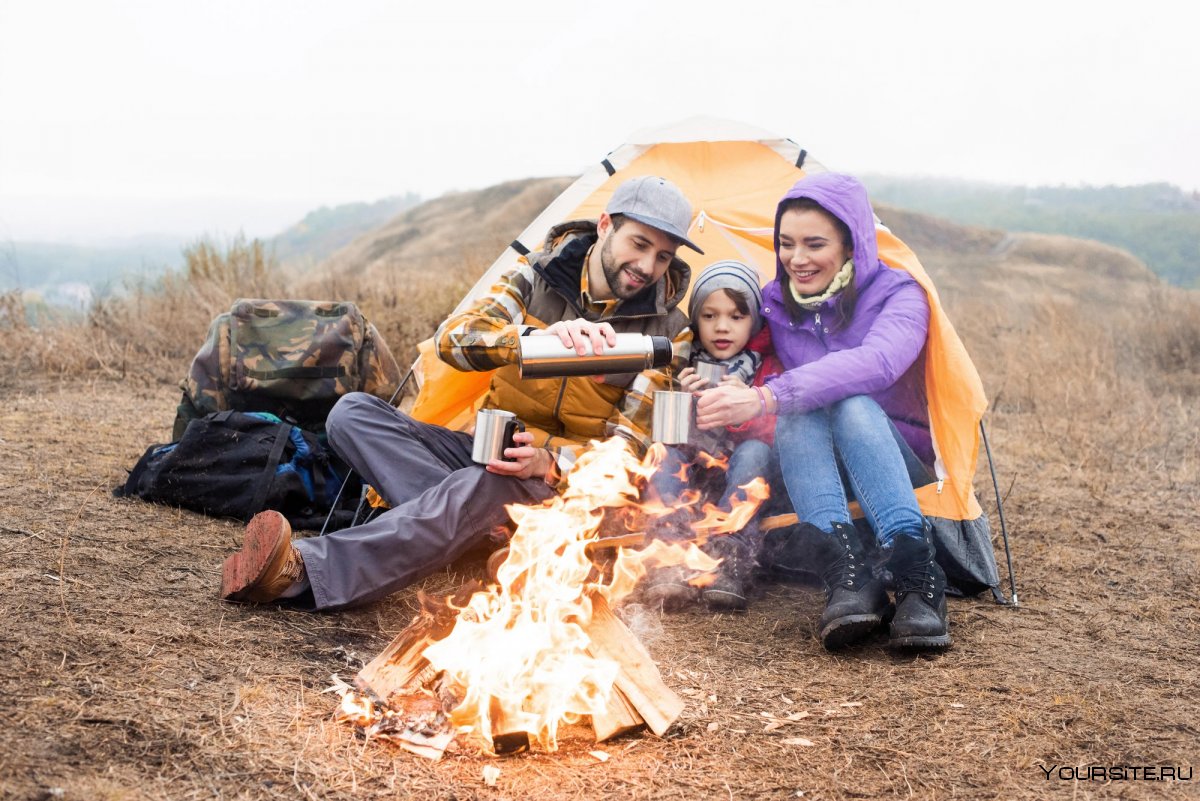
[885,527,951,649]
[804,521,892,649]
[701,529,756,612]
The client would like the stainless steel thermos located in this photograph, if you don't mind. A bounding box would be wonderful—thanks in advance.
[517,333,673,378]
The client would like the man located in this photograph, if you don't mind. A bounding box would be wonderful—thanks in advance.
[219,175,699,610]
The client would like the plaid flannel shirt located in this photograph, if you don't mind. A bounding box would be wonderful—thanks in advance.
[436,262,692,476]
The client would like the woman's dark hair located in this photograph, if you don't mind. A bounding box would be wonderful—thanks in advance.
[776,197,858,324]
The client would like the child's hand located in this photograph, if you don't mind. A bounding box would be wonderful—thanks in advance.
[677,367,712,393]
[718,374,748,388]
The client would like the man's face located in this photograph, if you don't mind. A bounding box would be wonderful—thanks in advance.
[596,216,680,300]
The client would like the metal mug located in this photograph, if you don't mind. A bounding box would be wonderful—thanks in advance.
[472,409,526,464]
[651,391,693,444]
[692,360,728,387]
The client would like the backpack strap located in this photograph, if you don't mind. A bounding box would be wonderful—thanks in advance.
[249,422,292,515]
[243,365,345,381]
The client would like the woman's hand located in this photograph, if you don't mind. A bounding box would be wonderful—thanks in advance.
[695,384,763,430]
[486,431,551,480]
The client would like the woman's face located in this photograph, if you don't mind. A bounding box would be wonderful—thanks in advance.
[777,208,851,297]
[696,289,753,361]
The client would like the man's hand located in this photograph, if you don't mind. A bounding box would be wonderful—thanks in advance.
[485,430,552,480]
[533,319,617,356]
[695,384,762,430]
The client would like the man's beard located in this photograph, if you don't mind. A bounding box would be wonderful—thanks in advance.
[600,235,653,300]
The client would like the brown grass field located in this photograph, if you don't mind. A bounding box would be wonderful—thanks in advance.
[2,181,1198,800]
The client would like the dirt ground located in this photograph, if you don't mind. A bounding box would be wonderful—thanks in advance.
[1,374,1197,801]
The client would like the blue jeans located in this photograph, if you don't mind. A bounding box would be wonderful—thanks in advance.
[774,395,931,547]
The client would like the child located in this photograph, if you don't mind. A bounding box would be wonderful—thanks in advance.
[644,260,780,611]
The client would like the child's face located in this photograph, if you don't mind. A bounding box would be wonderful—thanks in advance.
[696,289,753,362]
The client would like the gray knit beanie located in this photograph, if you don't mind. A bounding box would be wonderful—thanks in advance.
[687,260,765,333]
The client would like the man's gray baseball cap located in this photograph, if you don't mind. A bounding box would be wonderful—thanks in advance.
[605,175,704,254]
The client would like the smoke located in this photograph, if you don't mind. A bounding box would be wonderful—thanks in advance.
[615,602,664,646]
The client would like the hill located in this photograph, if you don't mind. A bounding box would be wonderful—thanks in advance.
[863,176,1200,288]
[290,177,573,356]
[269,193,422,268]
[317,177,572,282]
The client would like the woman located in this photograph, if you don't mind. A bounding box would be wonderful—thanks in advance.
[694,172,949,651]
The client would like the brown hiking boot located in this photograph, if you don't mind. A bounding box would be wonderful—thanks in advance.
[220,511,305,603]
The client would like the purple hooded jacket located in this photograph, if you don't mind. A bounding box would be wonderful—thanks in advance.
[761,173,933,466]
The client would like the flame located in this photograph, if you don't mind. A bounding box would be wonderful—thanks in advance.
[342,435,767,754]
[338,688,375,727]
[696,450,730,471]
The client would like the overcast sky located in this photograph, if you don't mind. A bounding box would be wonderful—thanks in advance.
[1,0,1197,242]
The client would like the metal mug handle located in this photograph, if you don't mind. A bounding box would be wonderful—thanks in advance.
[500,418,525,461]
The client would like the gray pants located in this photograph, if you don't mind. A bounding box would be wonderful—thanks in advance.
[293,393,555,610]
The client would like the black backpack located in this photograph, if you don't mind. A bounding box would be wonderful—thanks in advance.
[115,410,358,530]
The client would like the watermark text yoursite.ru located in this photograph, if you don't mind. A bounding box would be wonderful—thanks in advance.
[1039,764,1192,782]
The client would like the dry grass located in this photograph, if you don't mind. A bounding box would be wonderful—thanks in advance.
[2,188,1199,800]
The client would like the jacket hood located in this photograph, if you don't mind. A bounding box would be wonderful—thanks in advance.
[534,220,692,318]
[773,173,879,292]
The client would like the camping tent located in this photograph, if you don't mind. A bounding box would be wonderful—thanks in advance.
[407,117,1002,596]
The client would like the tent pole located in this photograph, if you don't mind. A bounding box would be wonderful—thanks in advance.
[980,419,1018,606]
[318,364,417,537]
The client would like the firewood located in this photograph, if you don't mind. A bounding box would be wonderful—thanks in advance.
[588,683,644,741]
[488,695,531,755]
[355,614,437,704]
[583,593,683,736]
[355,585,479,703]
[760,512,798,532]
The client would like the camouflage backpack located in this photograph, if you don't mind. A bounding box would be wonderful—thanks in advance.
[173,299,402,440]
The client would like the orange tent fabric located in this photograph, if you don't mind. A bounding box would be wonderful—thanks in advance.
[410,118,987,521]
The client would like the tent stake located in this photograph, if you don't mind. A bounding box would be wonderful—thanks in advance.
[319,364,416,536]
[980,420,1018,606]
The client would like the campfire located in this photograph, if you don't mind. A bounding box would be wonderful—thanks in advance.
[333,437,768,758]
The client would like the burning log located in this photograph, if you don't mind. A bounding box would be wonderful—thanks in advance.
[488,696,532,755]
[352,589,682,749]
[336,437,767,758]
[355,585,479,707]
[355,615,437,704]
[583,593,683,737]
[588,683,644,741]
